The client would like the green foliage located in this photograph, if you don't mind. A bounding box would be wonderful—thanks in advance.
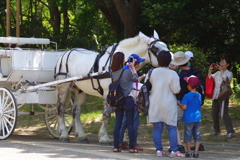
[139,44,209,77]
[139,0,240,76]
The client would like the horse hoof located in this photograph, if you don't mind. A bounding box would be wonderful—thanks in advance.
[77,138,89,143]
[61,139,70,143]
[101,142,111,146]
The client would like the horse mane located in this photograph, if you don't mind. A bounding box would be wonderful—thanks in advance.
[117,35,147,53]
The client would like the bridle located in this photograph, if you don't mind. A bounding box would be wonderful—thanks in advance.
[148,39,169,64]
[148,39,162,58]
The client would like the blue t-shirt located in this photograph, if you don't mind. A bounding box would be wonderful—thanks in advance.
[181,92,202,122]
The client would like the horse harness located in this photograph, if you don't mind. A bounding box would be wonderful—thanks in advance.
[87,43,119,95]
[54,44,119,96]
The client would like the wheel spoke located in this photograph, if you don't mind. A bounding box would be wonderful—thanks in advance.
[0,94,2,109]
[65,108,71,112]
[2,93,9,108]
[0,87,17,140]
[3,113,15,120]
[45,100,73,139]
[3,116,13,128]
[46,114,56,120]
[48,116,57,126]
[64,119,71,126]
[0,118,2,133]
[3,108,15,114]
[2,118,7,136]
[3,100,13,112]
[64,114,72,118]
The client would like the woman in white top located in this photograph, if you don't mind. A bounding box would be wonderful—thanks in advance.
[208,57,235,138]
[146,50,184,157]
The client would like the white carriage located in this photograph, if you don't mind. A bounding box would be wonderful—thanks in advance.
[0,37,105,140]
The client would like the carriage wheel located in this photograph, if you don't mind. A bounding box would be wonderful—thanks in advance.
[45,99,73,139]
[0,87,17,140]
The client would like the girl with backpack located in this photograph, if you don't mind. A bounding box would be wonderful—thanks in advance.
[111,52,139,153]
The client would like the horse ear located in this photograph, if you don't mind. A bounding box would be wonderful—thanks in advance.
[139,31,150,43]
[153,30,159,39]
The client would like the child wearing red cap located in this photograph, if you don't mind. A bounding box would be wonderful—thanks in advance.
[177,75,202,158]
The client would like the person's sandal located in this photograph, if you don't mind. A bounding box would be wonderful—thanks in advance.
[129,149,138,153]
[113,148,121,152]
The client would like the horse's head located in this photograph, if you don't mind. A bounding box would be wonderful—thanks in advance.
[139,30,169,67]
[115,30,169,69]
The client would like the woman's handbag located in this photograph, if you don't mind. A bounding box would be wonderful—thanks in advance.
[205,76,215,99]
[218,77,232,100]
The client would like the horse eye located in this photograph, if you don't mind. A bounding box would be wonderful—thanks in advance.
[151,46,158,54]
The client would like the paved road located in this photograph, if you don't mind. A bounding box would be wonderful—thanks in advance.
[1,129,240,160]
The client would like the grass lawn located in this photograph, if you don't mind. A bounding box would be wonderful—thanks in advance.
[17,95,240,143]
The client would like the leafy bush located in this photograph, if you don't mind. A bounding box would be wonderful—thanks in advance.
[139,44,209,77]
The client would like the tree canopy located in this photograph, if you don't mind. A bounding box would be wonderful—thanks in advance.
[0,0,240,79]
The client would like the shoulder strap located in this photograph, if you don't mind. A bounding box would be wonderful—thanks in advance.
[117,69,125,81]
[148,68,154,79]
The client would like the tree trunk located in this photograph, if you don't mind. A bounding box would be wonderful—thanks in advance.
[47,0,61,43]
[95,0,140,38]
[95,0,123,39]
[61,0,70,48]
[112,0,139,37]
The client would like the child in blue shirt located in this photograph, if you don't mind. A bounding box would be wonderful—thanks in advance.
[177,75,202,158]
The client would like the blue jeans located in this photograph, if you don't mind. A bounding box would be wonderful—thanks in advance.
[114,97,136,149]
[119,106,139,146]
[153,122,178,152]
[184,122,201,142]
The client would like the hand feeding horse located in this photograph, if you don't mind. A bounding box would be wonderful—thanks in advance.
[54,30,169,143]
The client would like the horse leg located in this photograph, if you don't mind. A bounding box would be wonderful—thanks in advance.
[98,99,112,145]
[72,88,89,143]
[57,83,70,142]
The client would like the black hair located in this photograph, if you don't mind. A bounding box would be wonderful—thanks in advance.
[157,50,171,67]
[221,57,232,70]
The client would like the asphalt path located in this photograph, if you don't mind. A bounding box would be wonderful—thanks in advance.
[1,129,240,160]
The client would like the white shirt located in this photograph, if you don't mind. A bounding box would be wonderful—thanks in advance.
[146,68,180,126]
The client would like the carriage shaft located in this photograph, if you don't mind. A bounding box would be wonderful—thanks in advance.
[18,71,107,92]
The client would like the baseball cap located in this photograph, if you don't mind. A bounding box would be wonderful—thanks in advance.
[128,54,145,62]
[183,75,200,88]
[185,51,194,58]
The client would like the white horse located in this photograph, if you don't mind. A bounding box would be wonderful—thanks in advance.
[54,31,169,143]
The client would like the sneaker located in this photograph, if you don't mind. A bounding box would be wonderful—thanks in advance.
[178,145,186,153]
[168,145,185,153]
[191,143,205,151]
[170,151,185,158]
[210,131,220,135]
[156,150,167,157]
[227,131,236,139]
[119,143,129,149]
[192,152,199,158]
[134,144,143,151]
[185,152,192,158]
